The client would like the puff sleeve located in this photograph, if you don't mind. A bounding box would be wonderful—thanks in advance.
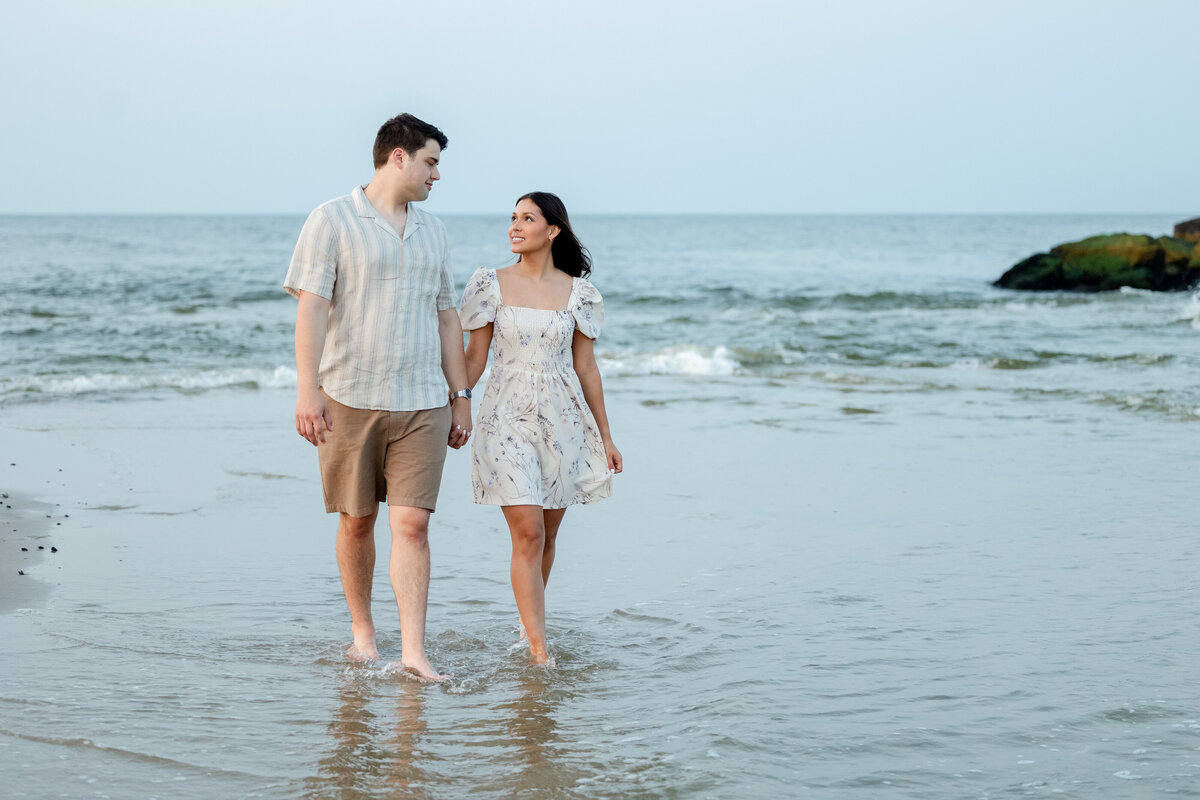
[458,268,500,331]
[571,279,604,339]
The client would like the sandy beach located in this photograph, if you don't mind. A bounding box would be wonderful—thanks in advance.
[0,492,57,612]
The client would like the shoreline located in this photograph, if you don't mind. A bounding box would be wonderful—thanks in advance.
[0,489,57,612]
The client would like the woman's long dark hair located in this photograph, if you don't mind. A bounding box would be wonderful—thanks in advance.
[517,191,592,278]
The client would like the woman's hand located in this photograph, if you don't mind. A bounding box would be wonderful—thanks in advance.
[604,440,623,474]
[448,398,472,449]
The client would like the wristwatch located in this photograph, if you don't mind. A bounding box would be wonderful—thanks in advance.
[449,388,472,401]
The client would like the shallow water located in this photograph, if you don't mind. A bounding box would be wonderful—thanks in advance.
[2,385,1198,798]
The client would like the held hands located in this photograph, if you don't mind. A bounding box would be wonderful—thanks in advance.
[604,440,623,474]
[296,387,333,446]
[448,398,472,449]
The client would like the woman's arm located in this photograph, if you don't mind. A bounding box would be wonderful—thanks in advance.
[438,308,471,448]
[572,330,623,473]
[464,323,494,390]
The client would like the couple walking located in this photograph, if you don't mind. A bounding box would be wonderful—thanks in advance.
[284,113,621,679]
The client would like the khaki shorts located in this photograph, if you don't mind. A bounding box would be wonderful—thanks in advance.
[317,391,452,516]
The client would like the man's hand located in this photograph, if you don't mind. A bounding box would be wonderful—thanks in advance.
[448,398,472,449]
[296,386,333,446]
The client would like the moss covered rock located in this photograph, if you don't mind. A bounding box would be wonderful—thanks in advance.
[994,233,1200,292]
[1174,217,1200,244]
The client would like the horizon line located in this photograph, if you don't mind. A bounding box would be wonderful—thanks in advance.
[0,210,1194,218]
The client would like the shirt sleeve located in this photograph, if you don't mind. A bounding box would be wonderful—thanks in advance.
[458,268,500,330]
[283,207,337,300]
[571,279,604,339]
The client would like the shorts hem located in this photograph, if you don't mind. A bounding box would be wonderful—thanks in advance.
[386,495,439,513]
[324,502,382,518]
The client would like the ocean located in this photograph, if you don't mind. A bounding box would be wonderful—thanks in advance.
[5,213,1200,418]
[1,213,1198,798]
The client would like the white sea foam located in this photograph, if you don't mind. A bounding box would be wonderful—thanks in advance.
[1178,291,1200,329]
[598,345,738,377]
[5,366,298,398]
[1002,300,1060,312]
[950,358,986,370]
[9,352,746,397]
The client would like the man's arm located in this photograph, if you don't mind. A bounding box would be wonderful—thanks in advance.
[295,291,333,446]
[438,307,472,449]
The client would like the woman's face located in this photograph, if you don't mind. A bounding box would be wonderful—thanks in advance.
[509,198,558,255]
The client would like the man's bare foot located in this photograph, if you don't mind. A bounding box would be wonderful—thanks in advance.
[386,657,448,682]
[346,623,380,661]
[346,642,380,662]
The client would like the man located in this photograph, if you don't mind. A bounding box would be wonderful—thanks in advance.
[284,113,471,681]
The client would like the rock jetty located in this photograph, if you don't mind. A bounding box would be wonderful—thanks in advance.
[994,232,1200,292]
[1174,217,1200,244]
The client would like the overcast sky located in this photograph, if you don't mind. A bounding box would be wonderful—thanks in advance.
[2,0,1197,215]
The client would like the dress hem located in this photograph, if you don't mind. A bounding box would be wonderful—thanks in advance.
[471,488,613,509]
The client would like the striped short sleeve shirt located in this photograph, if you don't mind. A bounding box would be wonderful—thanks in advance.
[284,186,456,412]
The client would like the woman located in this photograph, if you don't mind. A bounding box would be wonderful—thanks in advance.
[459,192,622,666]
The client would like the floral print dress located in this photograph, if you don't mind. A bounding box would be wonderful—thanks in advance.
[458,268,613,508]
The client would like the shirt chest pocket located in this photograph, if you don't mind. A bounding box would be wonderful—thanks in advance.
[372,239,406,282]
[390,253,441,298]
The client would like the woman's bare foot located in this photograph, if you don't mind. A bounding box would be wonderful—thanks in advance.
[529,642,554,668]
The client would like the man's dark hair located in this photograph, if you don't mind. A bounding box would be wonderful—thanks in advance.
[372,114,448,169]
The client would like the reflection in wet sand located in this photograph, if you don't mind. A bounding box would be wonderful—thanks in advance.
[304,675,432,800]
[301,663,606,799]
[490,670,589,796]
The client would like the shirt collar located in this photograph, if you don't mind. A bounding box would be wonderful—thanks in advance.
[352,185,424,241]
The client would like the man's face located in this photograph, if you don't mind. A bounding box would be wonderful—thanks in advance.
[395,139,442,201]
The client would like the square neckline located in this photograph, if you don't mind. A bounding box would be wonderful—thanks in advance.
[493,268,576,313]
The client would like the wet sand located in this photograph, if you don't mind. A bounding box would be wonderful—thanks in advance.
[1,383,1197,797]
[0,491,57,612]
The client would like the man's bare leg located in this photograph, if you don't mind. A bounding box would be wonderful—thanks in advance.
[388,505,446,681]
[503,505,553,664]
[336,509,380,661]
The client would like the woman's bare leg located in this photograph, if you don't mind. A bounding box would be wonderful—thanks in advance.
[541,508,566,587]
[502,505,552,664]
